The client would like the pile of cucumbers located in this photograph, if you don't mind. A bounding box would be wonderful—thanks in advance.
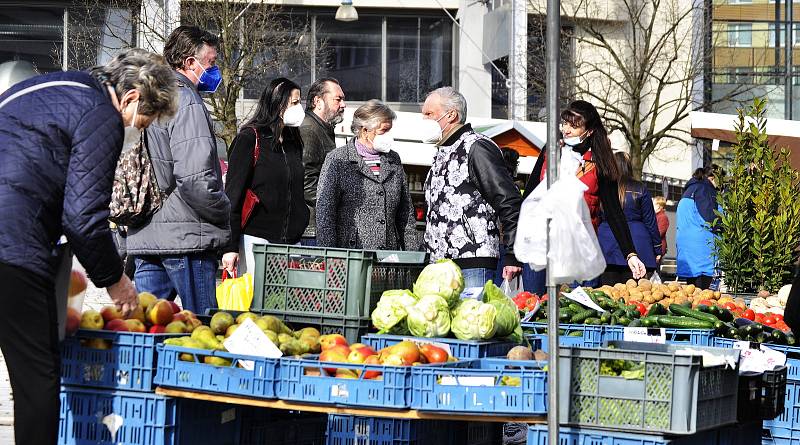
[530,291,796,345]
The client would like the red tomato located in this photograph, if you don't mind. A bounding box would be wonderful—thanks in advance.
[755,313,766,323]
[741,309,756,321]
[722,302,738,312]
[763,317,777,326]
[517,291,533,300]
[526,296,540,309]
[697,299,714,307]
[540,294,549,302]
[774,314,785,322]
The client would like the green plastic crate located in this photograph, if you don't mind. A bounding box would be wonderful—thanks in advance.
[251,244,426,343]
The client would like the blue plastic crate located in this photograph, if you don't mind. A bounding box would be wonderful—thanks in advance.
[604,325,715,345]
[763,426,800,445]
[277,355,412,408]
[764,381,800,430]
[523,322,604,351]
[61,330,185,392]
[58,386,242,445]
[240,410,327,445]
[154,344,279,399]
[525,424,719,445]
[410,357,547,415]
[360,334,520,359]
[326,415,450,445]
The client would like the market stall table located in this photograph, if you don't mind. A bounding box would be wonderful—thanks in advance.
[154,387,548,424]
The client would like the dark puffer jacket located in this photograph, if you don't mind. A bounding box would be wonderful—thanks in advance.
[0,71,124,287]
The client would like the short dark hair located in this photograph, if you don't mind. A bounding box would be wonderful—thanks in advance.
[500,147,519,176]
[306,77,339,111]
[163,25,219,70]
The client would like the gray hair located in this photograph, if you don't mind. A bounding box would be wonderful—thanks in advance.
[427,86,467,124]
[351,99,396,135]
[91,48,178,121]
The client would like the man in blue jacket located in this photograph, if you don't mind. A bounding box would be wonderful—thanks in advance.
[127,26,231,315]
[0,49,177,445]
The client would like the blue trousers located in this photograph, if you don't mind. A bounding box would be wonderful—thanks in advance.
[133,253,218,315]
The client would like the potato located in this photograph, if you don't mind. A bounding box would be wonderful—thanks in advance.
[614,283,627,291]
[661,298,673,306]
[644,295,655,304]
[626,279,638,289]
[611,291,621,300]
[637,279,652,290]
[652,290,664,301]
[684,284,696,295]
[668,283,680,292]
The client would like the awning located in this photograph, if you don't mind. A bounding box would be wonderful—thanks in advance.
[690,110,800,153]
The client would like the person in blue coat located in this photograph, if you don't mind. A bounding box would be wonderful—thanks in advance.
[676,166,719,289]
[0,49,177,445]
[598,152,662,285]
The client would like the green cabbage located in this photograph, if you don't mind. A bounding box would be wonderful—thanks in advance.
[450,299,498,340]
[406,295,451,337]
[371,289,418,333]
[412,260,465,308]
[483,280,521,339]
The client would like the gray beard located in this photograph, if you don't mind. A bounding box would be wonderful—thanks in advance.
[328,113,344,126]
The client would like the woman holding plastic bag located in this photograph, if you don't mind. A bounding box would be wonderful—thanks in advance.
[598,152,662,284]
[516,100,646,288]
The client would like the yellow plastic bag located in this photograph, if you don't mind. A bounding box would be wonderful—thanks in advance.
[216,270,254,311]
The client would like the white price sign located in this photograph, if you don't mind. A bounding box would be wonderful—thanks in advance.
[223,318,282,370]
[561,287,605,313]
[623,327,666,344]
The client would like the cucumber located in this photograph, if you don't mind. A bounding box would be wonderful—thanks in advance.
[559,312,572,322]
[771,329,787,345]
[600,312,613,324]
[628,318,643,327]
[787,333,797,346]
[626,309,641,319]
[570,309,597,324]
[696,304,712,313]
[610,315,618,326]
[599,298,617,311]
[568,331,583,337]
[656,316,715,329]
[647,303,667,317]
[584,317,602,325]
[568,303,583,312]
[707,305,723,319]
[717,308,734,322]
[669,304,719,324]
[640,316,659,327]
[755,332,770,343]
[613,309,626,318]
[617,316,631,326]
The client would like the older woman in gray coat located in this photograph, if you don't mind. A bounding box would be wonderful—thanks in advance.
[316,100,418,250]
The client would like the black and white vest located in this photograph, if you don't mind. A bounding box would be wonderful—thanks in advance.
[423,130,500,262]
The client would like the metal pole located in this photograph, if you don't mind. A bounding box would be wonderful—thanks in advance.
[786,0,793,119]
[545,0,561,440]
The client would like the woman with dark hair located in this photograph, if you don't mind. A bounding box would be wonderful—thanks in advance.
[598,152,662,284]
[522,100,645,291]
[676,166,719,289]
[222,78,309,274]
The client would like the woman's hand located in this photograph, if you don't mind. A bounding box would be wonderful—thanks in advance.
[503,266,523,280]
[107,274,138,317]
[627,255,647,279]
[222,252,238,274]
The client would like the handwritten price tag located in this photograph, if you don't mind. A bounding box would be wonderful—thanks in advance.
[223,318,282,370]
[561,287,605,313]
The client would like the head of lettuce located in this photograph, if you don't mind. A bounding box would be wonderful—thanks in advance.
[412,260,465,308]
[371,289,418,334]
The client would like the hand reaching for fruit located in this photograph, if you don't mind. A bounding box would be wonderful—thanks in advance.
[107,274,138,317]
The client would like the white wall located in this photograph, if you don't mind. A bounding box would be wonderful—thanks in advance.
[456,0,493,118]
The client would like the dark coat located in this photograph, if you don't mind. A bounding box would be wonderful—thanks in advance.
[299,111,336,237]
[0,71,124,286]
[597,182,661,269]
[224,126,309,250]
[127,72,230,255]
[316,140,417,250]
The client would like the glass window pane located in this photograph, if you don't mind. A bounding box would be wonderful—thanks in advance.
[0,7,63,73]
[387,17,419,102]
[419,18,452,99]
[316,15,381,101]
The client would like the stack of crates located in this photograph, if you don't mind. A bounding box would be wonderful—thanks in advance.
[326,415,500,445]
[58,330,243,445]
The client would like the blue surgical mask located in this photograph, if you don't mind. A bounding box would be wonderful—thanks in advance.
[194,65,222,93]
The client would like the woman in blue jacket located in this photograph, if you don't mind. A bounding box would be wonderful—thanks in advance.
[0,49,177,444]
[676,167,719,289]
[598,152,662,284]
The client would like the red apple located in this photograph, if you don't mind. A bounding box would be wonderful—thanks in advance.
[347,346,377,364]
[319,334,348,351]
[388,341,419,364]
[65,307,81,336]
[100,306,124,323]
[362,355,383,379]
[79,310,104,330]
[148,325,166,334]
[69,270,88,297]
[319,346,350,374]
[124,319,146,333]
[146,299,174,326]
[105,319,129,332]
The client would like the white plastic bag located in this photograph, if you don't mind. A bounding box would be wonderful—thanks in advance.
[514,174,606,284]
[651,270,663,284]
[501,277,523,299]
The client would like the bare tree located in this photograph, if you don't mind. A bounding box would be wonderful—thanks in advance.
[527,0,755,177]
[61,0,315,149]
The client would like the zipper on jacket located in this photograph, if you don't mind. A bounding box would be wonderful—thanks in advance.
[282,145,291,242]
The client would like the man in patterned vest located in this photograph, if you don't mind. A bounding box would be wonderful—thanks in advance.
[420,87,523,289]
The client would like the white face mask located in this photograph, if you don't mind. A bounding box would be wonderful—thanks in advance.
[563,131,587,148]
[121,100,142,151]
[282,103,305,127]
[420,112,451,144]
[372,132,394,153]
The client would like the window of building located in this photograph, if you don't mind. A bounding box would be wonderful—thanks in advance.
[0,6,64,73]
[767,23,800,46]
[386,17,452,103]
[728,23,753,47]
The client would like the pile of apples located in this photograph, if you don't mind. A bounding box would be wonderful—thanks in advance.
[314,335,454,380]
[67,290,202,337]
